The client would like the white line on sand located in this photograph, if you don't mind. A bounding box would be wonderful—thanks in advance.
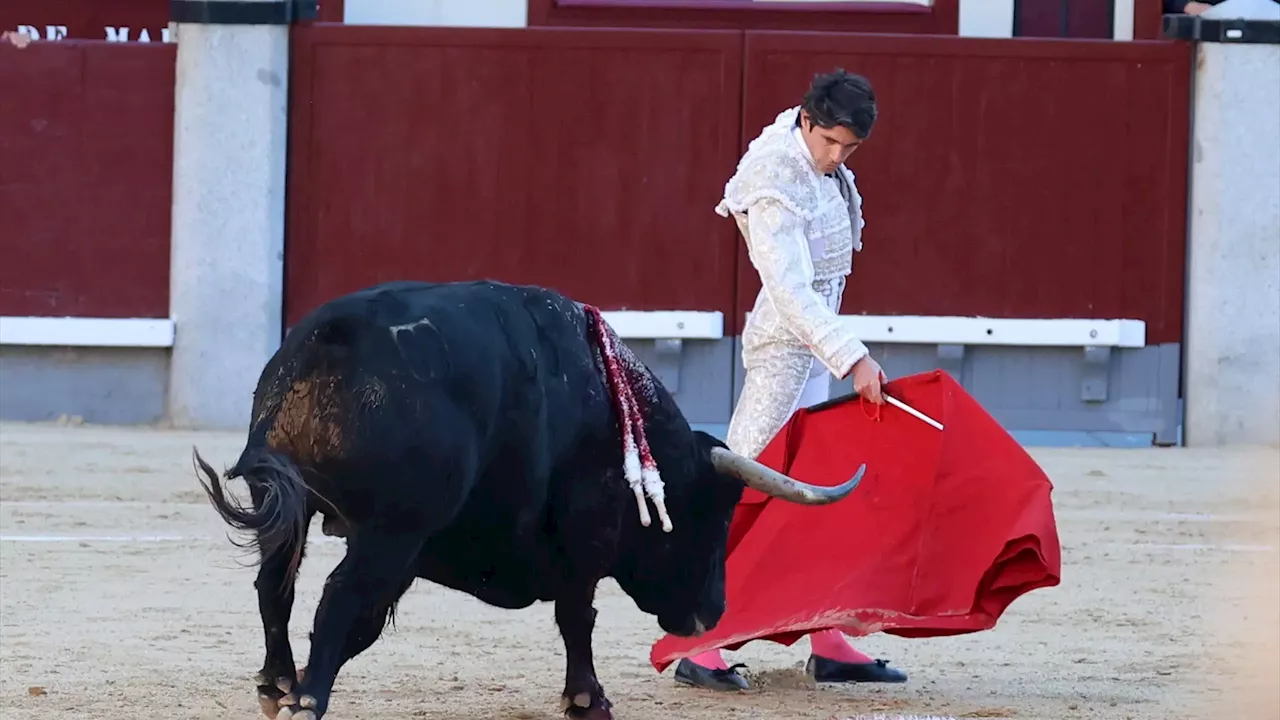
[1116,542,1277,553]
[0,535,344,543]
[1,536,1273,554]
[2,503,1258,524]
[0,535,190,542]
[1,501,204,508]
[833,715,960,720]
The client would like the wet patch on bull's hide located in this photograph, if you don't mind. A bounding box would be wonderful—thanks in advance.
[614,338,659,405]
[265,376,347,462]
[586,322,660,408]
[250,372,292,429]
[356,377,387,410]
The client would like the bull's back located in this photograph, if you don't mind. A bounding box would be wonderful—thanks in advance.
[243,280,607,519]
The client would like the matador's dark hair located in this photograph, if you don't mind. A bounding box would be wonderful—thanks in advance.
[799,68,877,140]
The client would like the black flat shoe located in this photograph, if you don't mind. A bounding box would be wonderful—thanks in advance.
[673,658,750,691]
[806,654,908,683]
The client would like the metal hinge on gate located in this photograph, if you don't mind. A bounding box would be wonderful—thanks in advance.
[935,344,965,380]
[1080,346,1111,403]
[651,339,684,394]
[170,0,318,25]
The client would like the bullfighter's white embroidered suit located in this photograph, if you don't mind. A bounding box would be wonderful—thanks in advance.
[719,106,870,461]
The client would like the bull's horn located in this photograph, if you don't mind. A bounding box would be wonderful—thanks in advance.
[709,447,865,505]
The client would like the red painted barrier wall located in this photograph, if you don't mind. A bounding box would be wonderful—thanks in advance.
[0,41,174,317]
[285,25,745,326]
[735,32,1191,343]
[288,25,1192,343]
[2,25,1192,346]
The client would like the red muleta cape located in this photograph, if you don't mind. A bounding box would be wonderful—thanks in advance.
[650,369,1062,672]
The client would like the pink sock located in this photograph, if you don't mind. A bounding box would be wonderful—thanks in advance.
[808,629,875,664]
[685,649,729,671]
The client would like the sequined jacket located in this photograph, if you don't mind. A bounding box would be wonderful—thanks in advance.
[716,106,870,383]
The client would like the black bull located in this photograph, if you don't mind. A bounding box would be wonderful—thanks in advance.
[195,280,865,720]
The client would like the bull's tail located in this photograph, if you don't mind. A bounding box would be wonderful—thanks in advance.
[581,304,673,532]
[193,447,311,583]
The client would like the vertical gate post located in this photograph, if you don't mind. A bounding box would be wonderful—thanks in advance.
[1166,3,1280,447]
[166,0,312,429]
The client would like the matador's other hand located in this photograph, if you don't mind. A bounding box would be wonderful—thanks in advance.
[851,355,885,405]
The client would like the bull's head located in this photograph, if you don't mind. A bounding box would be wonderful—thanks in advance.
[613,430,865,639]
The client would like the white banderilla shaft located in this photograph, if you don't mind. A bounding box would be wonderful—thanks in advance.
[884,395,944,431]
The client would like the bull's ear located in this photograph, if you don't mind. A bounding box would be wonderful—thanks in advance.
[692,431,733,483]
[692,430,728,455]
[693,431,747,499]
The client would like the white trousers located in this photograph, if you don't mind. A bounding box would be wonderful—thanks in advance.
[795,370,833,410]
[726,357,832,460]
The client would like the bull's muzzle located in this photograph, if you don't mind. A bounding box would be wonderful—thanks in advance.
[709,447,865,505]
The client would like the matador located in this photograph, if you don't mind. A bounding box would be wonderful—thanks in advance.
[672,68,909,691]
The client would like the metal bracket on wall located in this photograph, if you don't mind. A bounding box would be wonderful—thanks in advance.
[1081,346,1112,402]
[170,0,318,24]
[1162,14,1280,44]
[650,339,684,394]
[936,343,966,380]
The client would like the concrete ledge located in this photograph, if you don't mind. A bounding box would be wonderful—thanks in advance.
[0,317,175,348]
[0,311,726,348]
[600,311,723,340]
[0,313,1140,347]
[0,346,169,424]
[751,315,1147,348]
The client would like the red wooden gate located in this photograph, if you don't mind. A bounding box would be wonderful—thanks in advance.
[285,25,1192,345]
[284,25,745,327]
[736,32,1192,344]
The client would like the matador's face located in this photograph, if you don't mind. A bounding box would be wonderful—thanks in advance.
[799,110,863,175]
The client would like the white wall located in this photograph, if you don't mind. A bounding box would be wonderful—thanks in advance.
[344,0,526,26]
[1113,0,1136,40]
[959,0,1015,37]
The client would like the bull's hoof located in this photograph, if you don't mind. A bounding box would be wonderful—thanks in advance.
[560,689,613,720]
[258,692,282,720]
[254,672,298,719]
[278,694,319,720]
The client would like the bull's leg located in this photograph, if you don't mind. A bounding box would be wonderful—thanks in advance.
[278,525,422,720]
[337,573,415,662]
[555,582,612,720]
[254,511,313,719]
[286,574,414,705]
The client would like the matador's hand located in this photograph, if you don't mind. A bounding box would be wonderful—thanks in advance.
[851,355,887,405]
